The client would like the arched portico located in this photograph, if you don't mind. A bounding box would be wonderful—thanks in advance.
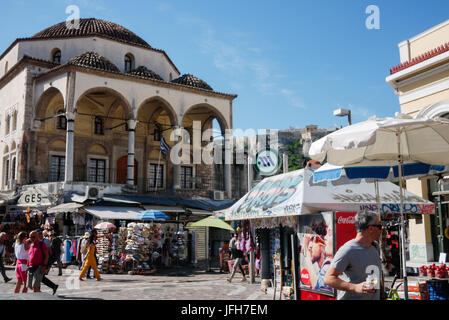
[180,103,232,197]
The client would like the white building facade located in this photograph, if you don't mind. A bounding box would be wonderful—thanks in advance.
[0,18,237,200]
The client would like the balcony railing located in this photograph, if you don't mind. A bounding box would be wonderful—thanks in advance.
[28,165,228,196]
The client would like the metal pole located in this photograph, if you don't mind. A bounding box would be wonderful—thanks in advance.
[290,234,298,300]
[396,132,408,300]
[248,154,256,284]
[283,153,288,174]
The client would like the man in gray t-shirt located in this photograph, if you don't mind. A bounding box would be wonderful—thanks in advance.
[324,211,384,300]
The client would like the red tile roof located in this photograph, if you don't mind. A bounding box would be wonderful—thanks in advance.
[390,42,449,75]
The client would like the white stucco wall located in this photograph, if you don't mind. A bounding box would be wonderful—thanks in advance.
[0,68,28,190]
[15,37,178,81]
[0,43,19,79]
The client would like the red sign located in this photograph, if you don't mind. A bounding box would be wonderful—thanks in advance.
[336,212,357,250]
[300,269,311,287]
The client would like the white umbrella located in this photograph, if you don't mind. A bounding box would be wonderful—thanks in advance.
[309,113,449,300]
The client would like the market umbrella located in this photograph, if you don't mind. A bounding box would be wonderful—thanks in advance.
[189,215,235,231]
[137,210,169,220]
[189,215,235,272]
[94,222,116,230]
[309,113,449,300]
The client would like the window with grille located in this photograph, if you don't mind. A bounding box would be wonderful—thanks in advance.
[124,54,134,73]
[50,155,65,182]
[4,158,9,187]
[5,115,10,135]
[148,163,164,189]
[56,110,67,130]
[89,158,106,183]
[52,50,61,63]
[180,166,194,189]
[94,116,104,135]
[11,157,16,181]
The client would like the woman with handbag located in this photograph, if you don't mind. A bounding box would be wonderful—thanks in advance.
[14,232,30,293]
[79,234,102,281]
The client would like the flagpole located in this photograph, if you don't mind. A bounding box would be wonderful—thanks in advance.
[155,148,162,192]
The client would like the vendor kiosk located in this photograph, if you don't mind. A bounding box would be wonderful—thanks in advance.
[224,168,435,300]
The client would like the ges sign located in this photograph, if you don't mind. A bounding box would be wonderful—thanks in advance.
[18,188,51,206]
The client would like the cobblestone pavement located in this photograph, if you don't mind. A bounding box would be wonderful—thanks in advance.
[0,265,275,300]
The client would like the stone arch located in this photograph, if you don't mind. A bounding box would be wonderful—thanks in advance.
[75,87,133,120]
[182,103,229,135]
[35,87,65,120]
[416,100,449,119]
[137,96,178,126]
[88,143,108,155]
[49,139,66,151]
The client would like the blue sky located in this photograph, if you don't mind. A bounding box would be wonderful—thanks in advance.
[2,0,449,132]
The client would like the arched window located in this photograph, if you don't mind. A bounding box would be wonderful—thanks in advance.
[56,110,67,130]
[11,156,16,181]
[94,116,104,135]
[153,124,162,141]
[12,111,17,132]
[5,115,10,135]
[124,54,134,73]
[52,49,62,63]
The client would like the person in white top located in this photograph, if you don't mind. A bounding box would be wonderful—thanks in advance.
[14,231,30,293]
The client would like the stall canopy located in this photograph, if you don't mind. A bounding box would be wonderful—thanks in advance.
[83,206,144,220]
[223,168,435,221]
[47,202,84,214]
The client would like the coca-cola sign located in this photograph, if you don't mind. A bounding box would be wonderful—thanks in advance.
[337,215,356,225]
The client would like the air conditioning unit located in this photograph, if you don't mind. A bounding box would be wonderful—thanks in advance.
[213,190,225,201]
[86,185,103,200]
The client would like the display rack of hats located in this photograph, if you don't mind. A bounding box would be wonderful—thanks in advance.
[96,229,112,273]
[123,222,163,274]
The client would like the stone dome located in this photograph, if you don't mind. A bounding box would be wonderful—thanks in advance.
[32,18,151,48]
[171,74,213,91]
[68,52,120,73]
[128,66,163,80]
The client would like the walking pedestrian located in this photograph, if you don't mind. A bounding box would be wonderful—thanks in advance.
[227,233,247,283]
[49,232,63,276]
[37,229,59,295]
[0,232,12,283]
[324,211,385,300]
[79,233,102,281]
[14,231,30,293]
[27,230,48,293]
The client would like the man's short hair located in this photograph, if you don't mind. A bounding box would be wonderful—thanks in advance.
[34,229,43,235]
[354,211,379,233]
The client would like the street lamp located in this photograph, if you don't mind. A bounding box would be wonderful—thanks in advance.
[333,108,352,126]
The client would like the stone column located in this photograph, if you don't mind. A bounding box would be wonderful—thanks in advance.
[64,71,76,183]
[64,111,76,182]
[127,119,137,186]
[224,134,232,198]
[170,125,181,191]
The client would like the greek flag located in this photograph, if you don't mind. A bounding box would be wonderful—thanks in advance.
[160,136,171,156]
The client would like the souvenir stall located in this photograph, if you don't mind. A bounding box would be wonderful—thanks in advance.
[223,168,435,300]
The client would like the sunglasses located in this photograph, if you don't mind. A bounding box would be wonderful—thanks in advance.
[370,224,383,230]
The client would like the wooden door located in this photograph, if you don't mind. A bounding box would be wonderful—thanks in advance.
[117,156,138,185]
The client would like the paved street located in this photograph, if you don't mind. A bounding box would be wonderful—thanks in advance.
[0,265,274,300]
